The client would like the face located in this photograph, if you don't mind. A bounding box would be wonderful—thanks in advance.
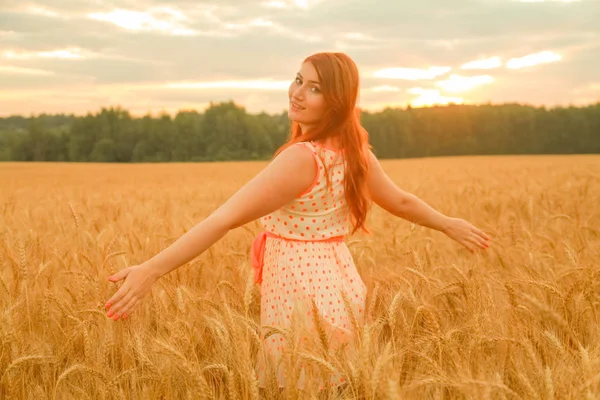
[288,61,327,132]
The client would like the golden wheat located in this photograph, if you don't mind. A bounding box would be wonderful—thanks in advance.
[0,155,599,399]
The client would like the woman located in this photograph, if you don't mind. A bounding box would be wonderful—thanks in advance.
[104,52,490,391]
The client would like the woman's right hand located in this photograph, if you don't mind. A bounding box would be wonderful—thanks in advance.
[105,263,160,321]
[442,217,491,253]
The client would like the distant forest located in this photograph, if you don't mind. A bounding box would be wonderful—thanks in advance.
[0,101,598,162]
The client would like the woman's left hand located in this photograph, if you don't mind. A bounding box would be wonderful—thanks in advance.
[442,217,491,253]
[105,263,159,321]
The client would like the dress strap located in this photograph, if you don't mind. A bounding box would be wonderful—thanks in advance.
[296,142,322,197]
[297,141,318,154]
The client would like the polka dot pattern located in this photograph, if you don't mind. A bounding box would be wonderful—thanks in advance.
[255,141,367,390]
[261,142,349,241]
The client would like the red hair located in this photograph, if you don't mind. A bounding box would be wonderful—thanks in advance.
[274,52,372,235]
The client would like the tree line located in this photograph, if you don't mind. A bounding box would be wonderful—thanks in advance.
[0,101,598,162]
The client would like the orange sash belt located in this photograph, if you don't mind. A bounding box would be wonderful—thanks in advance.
[251,231,345,285]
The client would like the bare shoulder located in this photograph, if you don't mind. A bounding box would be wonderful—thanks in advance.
[367,149,383,171]
[367,149,378,162]
[277,142,316,162]
[262,142,318,192]
[208,142,318,230]
[367,149,398,185]
[365,149,411,214]
[271,143,317,175]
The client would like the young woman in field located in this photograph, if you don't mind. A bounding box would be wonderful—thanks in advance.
[104,52,490,391]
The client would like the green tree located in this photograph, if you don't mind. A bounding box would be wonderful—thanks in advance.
[90,138,118,162]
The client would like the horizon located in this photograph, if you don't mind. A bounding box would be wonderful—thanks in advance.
[2,99,599,120]
[1,0,599,117]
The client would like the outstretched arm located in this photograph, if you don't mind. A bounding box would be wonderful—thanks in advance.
[144,144,316,278]
[104,143,317,320]
[366,150,448,230]
[366,151,490,251]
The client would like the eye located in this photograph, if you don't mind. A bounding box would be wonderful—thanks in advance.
[311,87,321,94]
[295,77,302,84]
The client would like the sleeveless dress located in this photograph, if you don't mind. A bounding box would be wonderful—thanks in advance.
[251,141,367,391]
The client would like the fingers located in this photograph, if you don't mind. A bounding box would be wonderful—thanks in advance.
[117,295,139,320]
[467,224,490,245]
[478,230,491,247]
[465,234,488,250]
[108,268,130,283]
[106,289,139,321]
[105,265,156,322]
[462,239,476,253]
[105,286,127,312]
[476,228,491,241]
[106,288,133,319]
[472,234,488,248]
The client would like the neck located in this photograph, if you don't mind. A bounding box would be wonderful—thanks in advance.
[299,123,313,134]
[297,124,341,150]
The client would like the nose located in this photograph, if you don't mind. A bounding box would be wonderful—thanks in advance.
[291,85,305,101]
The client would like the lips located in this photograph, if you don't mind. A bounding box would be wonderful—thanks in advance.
[290,100,306,111]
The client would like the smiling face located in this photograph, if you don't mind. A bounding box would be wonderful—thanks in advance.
[288,61,328,133]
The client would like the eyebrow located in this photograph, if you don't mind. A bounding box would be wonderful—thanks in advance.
[297,72,320,85]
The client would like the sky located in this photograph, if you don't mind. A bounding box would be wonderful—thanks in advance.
[0,0,599,117]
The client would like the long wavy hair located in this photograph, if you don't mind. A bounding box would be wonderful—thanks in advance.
[274,52,372,235]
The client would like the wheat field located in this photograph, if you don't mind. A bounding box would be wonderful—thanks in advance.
[1,155,599,399]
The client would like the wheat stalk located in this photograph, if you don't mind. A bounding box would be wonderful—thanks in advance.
[544,366,555,400]
[1,355,55,383]
[68,202,80,232]
[309,298,330,359]
[3,157,599,398]
[370,341,394,397]
[367,282,379,321]
[341,289,361,340]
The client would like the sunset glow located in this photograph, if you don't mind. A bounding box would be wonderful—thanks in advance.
[262,1,287,8]
[0,65,55,76]
[374,67,451,80]
[0,0,596,116]
[461,57,502,70]
[506,51,562,69]
[166,80,290,90]
[369,85,401,92]
[88,9,197,36]
[407,88,464,107]
[27,5,59,18]
[4,48,88,60]
[517,0,580,2]
[436,75,495,93]
[226,18,275,30]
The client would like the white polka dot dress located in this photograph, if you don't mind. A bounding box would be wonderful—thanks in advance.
[252,141,367,390]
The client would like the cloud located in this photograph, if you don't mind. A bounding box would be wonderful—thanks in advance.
[223,16,322,42]
[166,80,290,90]
[0,65,55,76]
[3,47,96,60]
[261,1,287,9]
[26,4,61,18]
[506,50,563,69]
[436,75,495,93]
[573,82,600,94]
[368,85,401,92]
[516,0,581,2]
[0,0,597,116]
[260,0,324,8]
[338,32,376,41]
[373,67,452,80]
[407,88,464,107]
[461,57,503,70]
[88,8,198,36]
